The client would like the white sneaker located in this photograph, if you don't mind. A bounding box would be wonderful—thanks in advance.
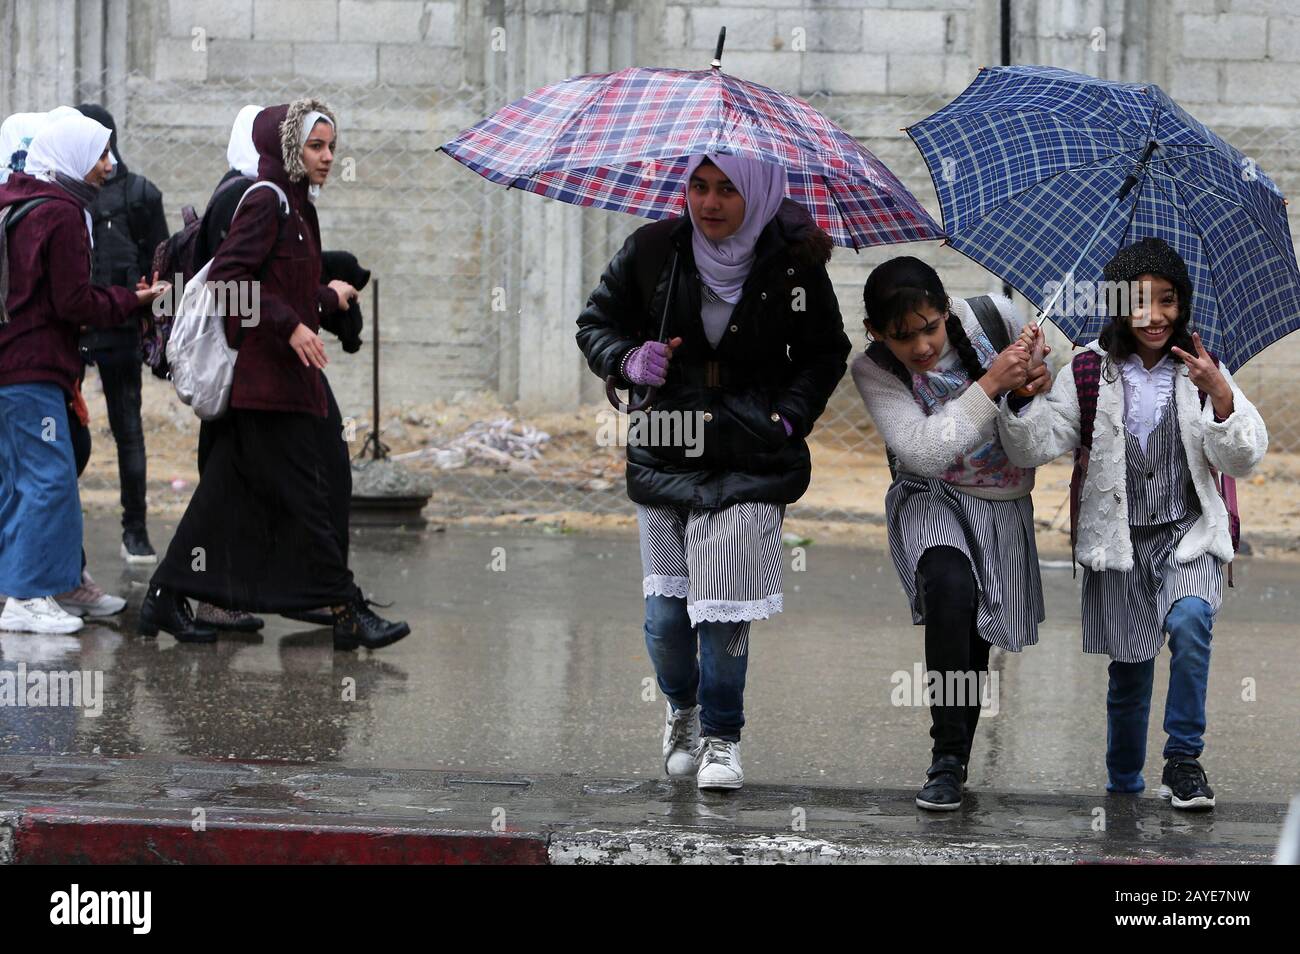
[1,597,85,634]
[662,702,701,777]
[55,570,127,617]
[697,736,743,791]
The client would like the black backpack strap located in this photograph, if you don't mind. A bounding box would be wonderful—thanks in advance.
[2,197,52,232]
[968,294,1010,352]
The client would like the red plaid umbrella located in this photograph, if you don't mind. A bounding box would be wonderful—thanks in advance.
[439,55,941,249]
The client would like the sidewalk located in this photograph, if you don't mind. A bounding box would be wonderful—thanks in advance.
[0,755,1286,864]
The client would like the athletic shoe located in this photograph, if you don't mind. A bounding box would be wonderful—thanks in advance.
[120,528,158,565]
[661,702,701,777]
[915,754,965,811]
[0,596,85,634]
[1158,756,1216,810]
[55,570,126,617]
[697,736,743,791]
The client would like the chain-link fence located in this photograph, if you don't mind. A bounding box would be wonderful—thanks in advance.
[7,65,1300,524]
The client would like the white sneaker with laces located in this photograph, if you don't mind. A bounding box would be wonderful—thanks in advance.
[55,570,126,618]
[1,596,85,634]
[697,736,743,791]
[662,702,701,777]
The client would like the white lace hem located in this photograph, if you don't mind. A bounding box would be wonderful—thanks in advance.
[687,593,784,625]
[643,574,690,599]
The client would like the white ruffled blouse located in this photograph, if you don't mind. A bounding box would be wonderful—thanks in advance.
[1120,353,1177,453]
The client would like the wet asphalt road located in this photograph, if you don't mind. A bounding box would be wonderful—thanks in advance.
[1,516,1296,802]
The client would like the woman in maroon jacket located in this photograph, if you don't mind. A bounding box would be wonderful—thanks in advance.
[0,113,168,635]
[141,99,409,650]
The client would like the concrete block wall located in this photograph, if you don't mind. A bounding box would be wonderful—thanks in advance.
[2,0,1298,442]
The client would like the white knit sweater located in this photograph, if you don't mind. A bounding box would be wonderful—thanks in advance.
[851,294,1033,501]
[996,340,1269,572]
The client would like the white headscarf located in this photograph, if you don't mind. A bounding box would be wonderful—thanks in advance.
[300,110,334,201]
[227,104,262,178]
[0,105,80,182]
[25,112,113,181]
[23,112,113,240]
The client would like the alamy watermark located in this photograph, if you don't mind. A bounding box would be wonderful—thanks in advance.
[0,664,104,717]
[152,274,261,327]
[891,663,999,716]
[596,408,705,457]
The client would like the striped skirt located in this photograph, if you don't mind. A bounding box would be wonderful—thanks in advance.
[1081,514,1222,663]
[885,475,1043,653]
[637,501,785,637]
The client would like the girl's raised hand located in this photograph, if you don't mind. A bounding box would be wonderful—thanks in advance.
[1171,332,1232,417]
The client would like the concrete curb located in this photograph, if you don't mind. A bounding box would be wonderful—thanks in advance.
[9,807,548,865]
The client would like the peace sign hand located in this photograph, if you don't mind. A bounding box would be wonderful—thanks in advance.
[1171,332,1233,418]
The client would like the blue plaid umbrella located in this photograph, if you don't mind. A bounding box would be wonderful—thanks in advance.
[907,65,1300,370]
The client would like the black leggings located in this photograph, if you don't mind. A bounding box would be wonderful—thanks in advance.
[916,546,991,763]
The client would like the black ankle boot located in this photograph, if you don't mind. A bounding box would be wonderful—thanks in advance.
[139,585,218,643]
[915,754,965,811]
[332,596,410,650]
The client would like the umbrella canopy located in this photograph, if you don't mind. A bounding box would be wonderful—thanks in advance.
[440,65,943,250]
[907,65,1300,370]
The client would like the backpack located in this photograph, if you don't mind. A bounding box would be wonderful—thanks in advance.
[165,180,288,421]
[0,196,52,326]
[1070,349,1240,585]
[870,295,1009,479]
[144,174,254,374]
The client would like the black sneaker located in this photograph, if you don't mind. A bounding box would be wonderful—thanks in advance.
[1158,756,1216,811]
[121,527,158,566]
[915,754,965,812]
[332,597,410,651]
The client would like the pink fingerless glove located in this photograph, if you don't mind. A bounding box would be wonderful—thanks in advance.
[622,341,673,386]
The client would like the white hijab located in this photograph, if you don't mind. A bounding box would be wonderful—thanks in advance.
[25,112,113,181]
[227,104,262,178]
[300,111,334,202]
[0,105,79,182]
[23,112,113,240]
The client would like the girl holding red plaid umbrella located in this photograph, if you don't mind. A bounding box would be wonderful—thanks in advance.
[576,154,850,791]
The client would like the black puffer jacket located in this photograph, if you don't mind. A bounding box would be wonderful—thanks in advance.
[576,199,850,508]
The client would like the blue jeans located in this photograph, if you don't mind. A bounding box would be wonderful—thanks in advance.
[643,594,748,741]
[0,382,83,597]
[1105,596,1214,793]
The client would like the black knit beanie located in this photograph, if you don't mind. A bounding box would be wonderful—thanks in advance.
[1102,237,1192,311]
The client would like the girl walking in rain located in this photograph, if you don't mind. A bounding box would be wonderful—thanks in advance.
[851,256,1049,811]
[0,112,168,633]
[576,154,850,790]
[998,238,1268,810]
[140,98,408,650]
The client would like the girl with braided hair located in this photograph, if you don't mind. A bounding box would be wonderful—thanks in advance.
[851,255,1050,811]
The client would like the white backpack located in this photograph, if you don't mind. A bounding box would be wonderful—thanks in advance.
[166,180,289,420]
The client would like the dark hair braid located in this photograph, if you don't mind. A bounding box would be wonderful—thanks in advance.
[945,313,988,382]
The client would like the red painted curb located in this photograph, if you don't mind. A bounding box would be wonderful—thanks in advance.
[13,809,550,865]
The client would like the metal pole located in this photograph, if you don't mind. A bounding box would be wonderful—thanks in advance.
[371,277,380,460]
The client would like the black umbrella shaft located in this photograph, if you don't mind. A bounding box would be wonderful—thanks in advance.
[1118,140,1158,200]
[712,28,726,68]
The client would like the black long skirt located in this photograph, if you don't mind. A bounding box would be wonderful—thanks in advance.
[155,384,356,613]
[195,374,351,566]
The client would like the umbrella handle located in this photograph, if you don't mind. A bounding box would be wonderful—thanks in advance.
[605,375,656,413]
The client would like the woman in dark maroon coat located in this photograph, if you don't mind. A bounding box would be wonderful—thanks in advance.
[141,99,409,649]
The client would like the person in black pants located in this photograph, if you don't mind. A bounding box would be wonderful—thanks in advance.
[75,103,169,565]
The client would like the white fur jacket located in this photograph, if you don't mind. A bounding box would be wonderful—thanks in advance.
[997,340,1268,572]
[851,294,1032,500]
